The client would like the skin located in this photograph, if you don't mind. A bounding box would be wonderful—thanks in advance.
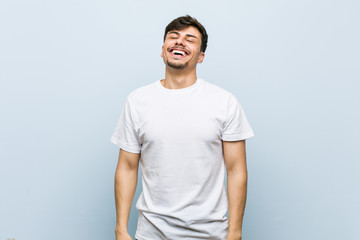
[223,140,248,240]
[160,26,204,89]
[114,149,140,240]
[115,26,248,240]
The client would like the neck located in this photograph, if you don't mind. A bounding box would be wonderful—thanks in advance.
[162,66,198,89]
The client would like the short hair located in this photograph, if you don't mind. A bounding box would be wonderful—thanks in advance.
[164,15,208,53]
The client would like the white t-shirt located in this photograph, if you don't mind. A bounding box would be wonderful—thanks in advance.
[111,78,254,240]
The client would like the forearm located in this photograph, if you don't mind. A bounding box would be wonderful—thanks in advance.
[114,167,138,234]
[227,170,247,239]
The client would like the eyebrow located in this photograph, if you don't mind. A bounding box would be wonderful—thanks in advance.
[168,31,198,39]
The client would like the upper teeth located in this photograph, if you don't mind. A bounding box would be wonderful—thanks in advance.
[173,50,185,56]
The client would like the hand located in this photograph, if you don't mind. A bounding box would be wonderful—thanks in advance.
[115,231,132,240]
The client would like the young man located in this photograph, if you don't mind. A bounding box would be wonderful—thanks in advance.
[111,15,254,240]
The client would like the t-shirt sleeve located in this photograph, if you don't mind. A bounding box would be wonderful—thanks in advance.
[221,94,255,141]
[110,98,141,153]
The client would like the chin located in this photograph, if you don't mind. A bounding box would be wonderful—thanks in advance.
[166,60,188,69]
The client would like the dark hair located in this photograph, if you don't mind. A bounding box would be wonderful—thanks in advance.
[164,15,208,53]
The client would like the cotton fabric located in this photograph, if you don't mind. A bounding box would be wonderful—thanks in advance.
[111,78,254,240]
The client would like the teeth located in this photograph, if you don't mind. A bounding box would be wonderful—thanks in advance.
[172,50,185,56]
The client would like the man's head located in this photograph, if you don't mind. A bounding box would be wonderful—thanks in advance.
[164,15,208,53]
[161,15,208,70]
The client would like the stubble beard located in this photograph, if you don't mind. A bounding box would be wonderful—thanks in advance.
[166,59,188,70]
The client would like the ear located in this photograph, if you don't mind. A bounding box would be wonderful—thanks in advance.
[197,52,205,64]
[161,45,164,57]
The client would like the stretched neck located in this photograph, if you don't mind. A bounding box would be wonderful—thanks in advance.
[162,66,198,89]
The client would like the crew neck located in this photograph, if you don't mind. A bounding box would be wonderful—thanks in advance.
[156,78,203,93]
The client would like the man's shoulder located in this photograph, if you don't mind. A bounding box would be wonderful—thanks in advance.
[201,79,234,99]
[127,80,158,100]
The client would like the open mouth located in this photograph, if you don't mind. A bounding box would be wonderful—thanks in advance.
[169,48,190,57]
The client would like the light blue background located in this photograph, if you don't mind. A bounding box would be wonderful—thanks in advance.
[1,0,359,239]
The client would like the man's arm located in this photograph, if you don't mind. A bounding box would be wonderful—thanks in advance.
[223,140,248,240]
[114,149,140,240]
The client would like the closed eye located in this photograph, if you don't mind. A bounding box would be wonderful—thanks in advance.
[168,32,179,39]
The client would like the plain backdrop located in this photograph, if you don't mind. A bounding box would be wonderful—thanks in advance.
[0,0,359,239]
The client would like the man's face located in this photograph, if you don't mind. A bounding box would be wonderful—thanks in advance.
[161,26,205,70]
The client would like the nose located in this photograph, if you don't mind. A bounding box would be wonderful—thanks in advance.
[175,36,186,46]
